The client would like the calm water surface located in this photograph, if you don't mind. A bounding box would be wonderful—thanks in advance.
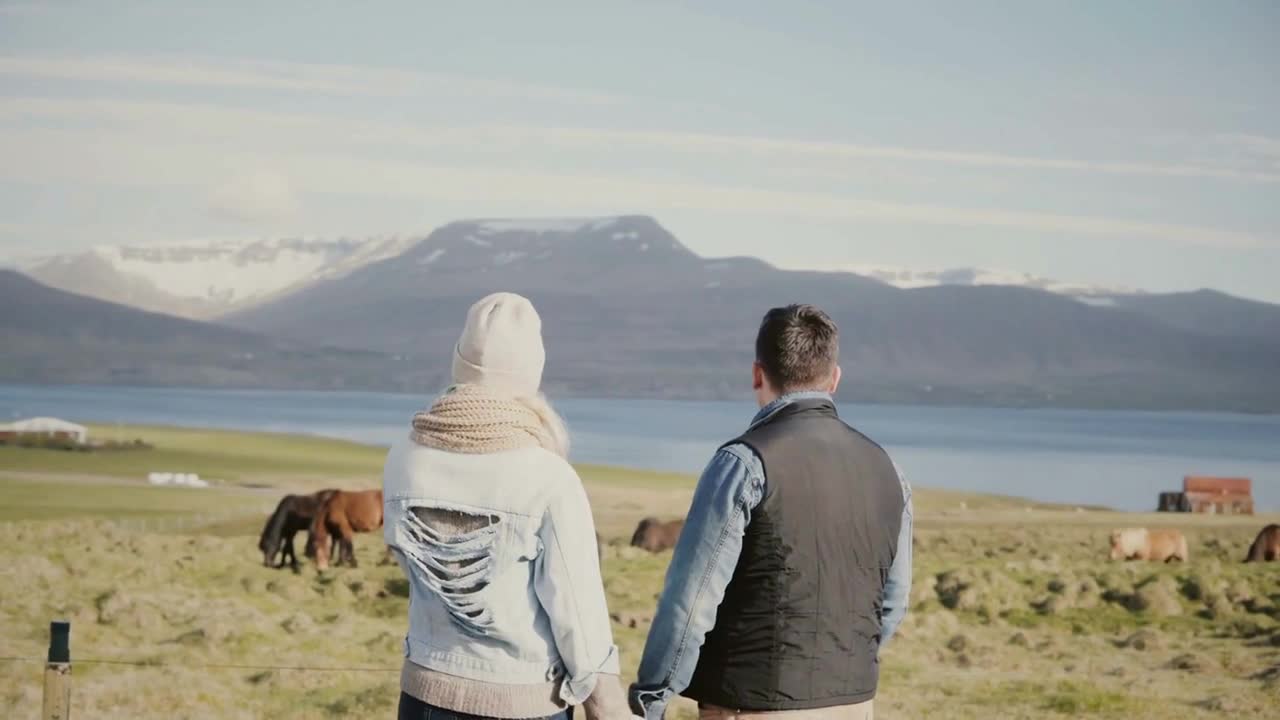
[2,384,1277,511]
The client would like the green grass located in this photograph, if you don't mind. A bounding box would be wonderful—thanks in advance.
[975,680,1139,716]
[576,463,695,490]
[0,477,269,523]
[0,424,387,483]
[3,424,1279,719]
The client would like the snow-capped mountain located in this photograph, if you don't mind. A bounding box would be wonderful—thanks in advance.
[19,236,421,318]
[827,264,1135,298]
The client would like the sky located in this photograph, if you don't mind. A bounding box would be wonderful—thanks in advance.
[1,0,1278,300]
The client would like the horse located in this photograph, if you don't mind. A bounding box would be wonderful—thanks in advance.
[311,489,384,570]
[1108,528,1188,563]
[258,489,336,572]
[1244,524,1280,562]
[630,517,684,553]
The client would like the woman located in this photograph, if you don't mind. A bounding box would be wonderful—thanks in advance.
[384,292,630,720]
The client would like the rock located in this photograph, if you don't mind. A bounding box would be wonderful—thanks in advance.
[1120,629,1164,651]
[946,634,969,653]
[1008,632,1029,647]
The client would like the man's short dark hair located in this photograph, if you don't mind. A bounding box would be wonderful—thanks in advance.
[755,304,839,392]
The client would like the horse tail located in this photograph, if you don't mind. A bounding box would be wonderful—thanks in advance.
[259,495,296,555]
[1245,534,1263,563]
[311,493,337,568]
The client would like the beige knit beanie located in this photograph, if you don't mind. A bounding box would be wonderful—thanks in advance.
[451,292,546,397]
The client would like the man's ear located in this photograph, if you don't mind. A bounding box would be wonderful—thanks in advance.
[752,362,765,391]
[828,365,843,395]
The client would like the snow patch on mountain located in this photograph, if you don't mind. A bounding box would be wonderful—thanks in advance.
[23,235,420,317]
[473,217,617,234]
[825,264,1134,297]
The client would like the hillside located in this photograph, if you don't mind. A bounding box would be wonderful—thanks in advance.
[226,216,1280,411]
[6,213,1280,411]
[0,270,408,390]
[20,236,419,319]
[1103,290,1280,346]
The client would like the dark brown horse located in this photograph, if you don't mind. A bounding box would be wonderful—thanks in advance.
[258,489,336,572]
[312,489,384,570]
[1245,524,1280,562]
[631,517,684,553]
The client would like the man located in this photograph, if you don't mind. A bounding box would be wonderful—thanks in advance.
[629,304,913,720]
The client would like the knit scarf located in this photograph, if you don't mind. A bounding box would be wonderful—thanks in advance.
[410,384,560,455]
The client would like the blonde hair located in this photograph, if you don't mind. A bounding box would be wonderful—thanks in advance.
[517,392,571,459]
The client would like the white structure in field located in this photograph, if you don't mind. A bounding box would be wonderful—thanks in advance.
[147,472,208,488]
[0,417,88,444]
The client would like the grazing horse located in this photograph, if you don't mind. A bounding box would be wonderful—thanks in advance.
[1109,528,1188,563]
[258,489,336,572]
[1245,524,1280,563]
[630,517,684,553]
[312,489,384,570]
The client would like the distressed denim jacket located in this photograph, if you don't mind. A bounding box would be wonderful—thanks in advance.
[630,392,914,720]
[383,435,620,704]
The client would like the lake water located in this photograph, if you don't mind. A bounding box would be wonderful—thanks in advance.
[2,384,1277,512]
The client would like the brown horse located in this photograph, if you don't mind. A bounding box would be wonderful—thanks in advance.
[1245,524,1280,562]
[258,489,336,572]
[631,517,684,553]
[311,489,384,570]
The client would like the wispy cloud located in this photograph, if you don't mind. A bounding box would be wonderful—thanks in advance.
[0,54,626,105]
[5,94,1277,187]
[0,123,1265,249]
[207,169,300,223]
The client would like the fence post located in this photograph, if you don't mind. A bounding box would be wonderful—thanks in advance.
[43,621,71,720]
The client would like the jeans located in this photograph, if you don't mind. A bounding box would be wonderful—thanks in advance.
[397,693,572,720]
[699,702,873,720]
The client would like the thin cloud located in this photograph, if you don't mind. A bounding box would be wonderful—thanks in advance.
[207,169,300,223]
[0,124,1265,250]
[3,88,1275,186]
[0,54,626,105]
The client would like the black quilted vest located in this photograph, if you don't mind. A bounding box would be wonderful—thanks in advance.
[684,398,905,710]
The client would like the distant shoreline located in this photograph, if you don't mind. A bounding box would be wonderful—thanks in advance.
[4,380,1277,417]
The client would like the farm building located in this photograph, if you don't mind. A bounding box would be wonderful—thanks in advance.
[0,417,88,445]
[1156,476,1253,515]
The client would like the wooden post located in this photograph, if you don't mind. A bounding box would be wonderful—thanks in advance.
[42,621,71,720]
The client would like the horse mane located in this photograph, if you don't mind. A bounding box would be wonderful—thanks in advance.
[259,494,299,554]
[310,491,338,545]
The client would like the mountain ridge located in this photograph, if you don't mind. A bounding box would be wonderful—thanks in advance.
[6,216,1280,411]
[18,235,421,319]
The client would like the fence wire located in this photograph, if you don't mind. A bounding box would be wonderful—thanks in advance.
[0,656,396,673]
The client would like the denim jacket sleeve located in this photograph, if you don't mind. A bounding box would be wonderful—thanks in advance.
[879,465,913,647]
[629,444,764,720]
[534,472,621,704]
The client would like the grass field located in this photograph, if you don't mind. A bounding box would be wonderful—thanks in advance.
[1,425,1278,719]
